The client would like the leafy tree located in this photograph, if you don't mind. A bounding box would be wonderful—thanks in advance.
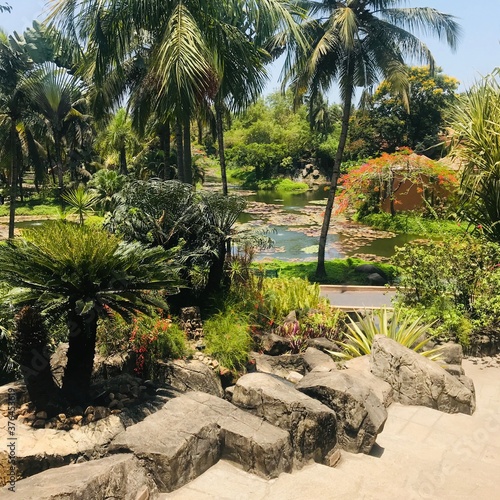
[285,1,461,278]
[0,222,182,406]
[449,70,500,243]
[347,67,459,159]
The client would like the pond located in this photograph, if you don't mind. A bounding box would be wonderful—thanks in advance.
[237,188,420,262]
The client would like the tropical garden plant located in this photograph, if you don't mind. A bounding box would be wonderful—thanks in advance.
[329,308,440,360]
[0,222,182,408]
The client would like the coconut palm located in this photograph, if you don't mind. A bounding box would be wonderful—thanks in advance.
[285,1,461,278]
[0,222,182,406]
[449,70,500,243]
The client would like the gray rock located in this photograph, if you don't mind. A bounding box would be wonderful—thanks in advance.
[438,342,463,365]
[343,355,393,407]
[354,264,388,281]
[232,372,337,465]
[12,454,157,500]
[110,391,292,491]
[370,335,476,415]
[0,380,29,411]
[253,352,305,378]
[306,337,340,353]
[441,364,465,378]
[367,272,388,286]
[260,333,290,355]
[303,347,337,373]
[296,370,387,454]
[155,359,223,398]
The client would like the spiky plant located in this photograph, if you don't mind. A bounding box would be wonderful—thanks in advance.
[330,308,440,360]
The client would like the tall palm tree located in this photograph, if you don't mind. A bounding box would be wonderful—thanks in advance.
[285,1,461,278]
[0,30,33,239]
[0,222,182,406]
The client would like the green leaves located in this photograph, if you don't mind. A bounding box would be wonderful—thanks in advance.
[330,307,440,360]
[62,185,99,224]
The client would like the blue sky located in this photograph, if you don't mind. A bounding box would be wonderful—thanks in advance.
[1,1,499,102]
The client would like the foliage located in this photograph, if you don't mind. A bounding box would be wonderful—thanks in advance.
[0,222,182,404]
[258,277,326,323]
[87,169,127,212]
[0,323,17,384]
[204,309,252,374]
[129,313,188,378]
[335,148,458,217]
[449,70,500,243]
[358,212,465,236]
[260,259,399,285]
[330,308,439,360]
[62,185,99,224]
[254,178,309,192]
[346,67,459,159]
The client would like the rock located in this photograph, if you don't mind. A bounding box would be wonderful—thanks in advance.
[283,311,297,323]
[12,454,157,500]
[303,347,337,373]
[32,419,46,429]
[232,373,337,465]
[343,355,393,407]
[285,371,303,384]
[370,335,476,415]
[253,352,305,379]
[296,370,387,454]
[180,306,203,339]
[306,337,340,353]
[155,359,223,398]
[110,392,292,491]
[93,351,137,380]
[260,333,290,355]
[354,264,388,281]
[367,272,388,286]
[35,411,48,419]
[469,331,500,357]
[438,342,463,365]
[0,381,30,411]
[441,364,465,378]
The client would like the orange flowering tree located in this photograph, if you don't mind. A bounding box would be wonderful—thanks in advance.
[335,148,458,217]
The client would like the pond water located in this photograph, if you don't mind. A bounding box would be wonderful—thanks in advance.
[237,188,420,262]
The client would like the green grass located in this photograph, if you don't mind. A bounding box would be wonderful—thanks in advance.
[255,258,399,285]
[358,212,468,236]
[254,179,309,192]
[0,199,61,217]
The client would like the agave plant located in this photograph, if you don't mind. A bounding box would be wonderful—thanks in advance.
[330,308,441,360]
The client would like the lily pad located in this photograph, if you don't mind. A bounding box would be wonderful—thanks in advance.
[301,245,319,254]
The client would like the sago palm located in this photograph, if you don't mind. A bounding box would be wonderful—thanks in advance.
[285,0,461,278]
[0,222,183,405]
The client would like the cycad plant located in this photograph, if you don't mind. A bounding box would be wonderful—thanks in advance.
[330,308,440,360]
[0,222,182,406]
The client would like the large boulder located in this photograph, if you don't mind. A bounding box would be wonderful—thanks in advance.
[296,370,387,454]
[303,347,337,373]
[155,359,224,398]
[259,333,290,355]
[232,372,337,465]
[109,391,292,492]
[10,454,157,500]
[370,335,476,415]
[253,352,305,381]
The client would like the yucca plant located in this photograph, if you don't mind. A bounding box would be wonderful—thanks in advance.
[62,185,100,225]
[330,308,441,360]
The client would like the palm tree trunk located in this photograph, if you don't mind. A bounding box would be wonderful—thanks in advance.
[316,82,354,279]
[8,123,17,239]
[119,145,128,175]
[175,118,184,182]
[183,114,193,185]
[62,306,98,405]
[215,101,228,196]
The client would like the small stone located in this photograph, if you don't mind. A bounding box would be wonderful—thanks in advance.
[73,415,83,424]
[84,406,95,416]
[130,386,140,398]
[35,411,48,419]
[109,399,123,410]
[326,448,342,467]
[58,413,67,422]
[111,409,122,415]
[119,384,130,394]
[93,406,110,421]
[32,419,46,429]
[108,392,115,401]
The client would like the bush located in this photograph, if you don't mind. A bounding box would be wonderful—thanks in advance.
[330,308,440,360]
[204,310,252,374]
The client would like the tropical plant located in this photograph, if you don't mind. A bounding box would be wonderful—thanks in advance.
[285,0,461,278]
[87,168,126,212]
[62,185,99,224]
[329,308,439,360]
[204,309,252,374]
[0,222,182,406]
[449,70,500,243]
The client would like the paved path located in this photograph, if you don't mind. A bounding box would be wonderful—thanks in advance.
[320,285,396,309]
[161,357,500,500]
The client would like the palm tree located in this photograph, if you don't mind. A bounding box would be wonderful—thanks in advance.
[0,222,182,406]
[449,70,500,242]
[285,1,461,278]
[21,63,91,198]
[47,0,304,187]
[0,30,32,239]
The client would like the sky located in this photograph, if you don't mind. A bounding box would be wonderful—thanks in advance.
[1,0,499,103]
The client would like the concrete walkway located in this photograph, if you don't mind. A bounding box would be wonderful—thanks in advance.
[320,285,396,310]
[161,357,500,500]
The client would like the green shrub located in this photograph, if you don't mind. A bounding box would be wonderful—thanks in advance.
[330,308,440,360]
[204,310,252,373]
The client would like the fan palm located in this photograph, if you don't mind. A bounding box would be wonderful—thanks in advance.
[285,1,461,278]
[0,222,183,405]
